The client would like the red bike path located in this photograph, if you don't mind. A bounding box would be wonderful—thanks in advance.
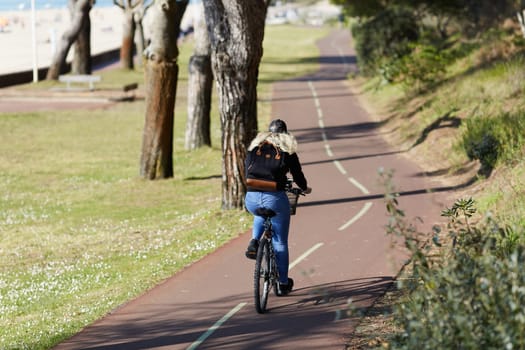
[52,29,452,350]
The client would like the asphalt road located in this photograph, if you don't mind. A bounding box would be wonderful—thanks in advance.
[53,29,449,350]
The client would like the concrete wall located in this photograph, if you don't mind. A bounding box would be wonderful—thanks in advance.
[0,48,120,88]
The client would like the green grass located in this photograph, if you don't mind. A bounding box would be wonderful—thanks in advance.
[0,24,329,349]
[354,28,525,236]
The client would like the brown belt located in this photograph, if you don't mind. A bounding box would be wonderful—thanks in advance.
[246,178,277,191]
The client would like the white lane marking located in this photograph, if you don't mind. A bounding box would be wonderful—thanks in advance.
[331,37,350,71]
[307,81,373,237]
[334,160,347,175]
[348,177,369,195]
[186,302,247,350]
[338,202,373,231]
[309,81,317,97]
[324,144,333,157]
[337,47,350,71]
[289,242,324,270]
[187,242,324,349]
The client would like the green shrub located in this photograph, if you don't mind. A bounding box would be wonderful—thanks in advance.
[391,43,450,91]
[382,188,525,350]
[351,8,419,76]
[393,245,525,350]
[462,117,501,170]
[461,112,525,171]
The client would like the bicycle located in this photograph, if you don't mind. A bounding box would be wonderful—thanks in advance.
[253,182,305,314]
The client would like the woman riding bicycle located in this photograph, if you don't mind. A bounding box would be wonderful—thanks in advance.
[244,119,311,296]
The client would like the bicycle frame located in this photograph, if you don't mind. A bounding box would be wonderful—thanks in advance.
[252,182,305,313]
[262,217,279,289]
[254,215,279,314]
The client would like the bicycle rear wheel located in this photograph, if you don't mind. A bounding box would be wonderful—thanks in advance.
[254,237,271,314]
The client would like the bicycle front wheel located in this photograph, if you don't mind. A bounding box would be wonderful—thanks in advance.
[254,237,271,314]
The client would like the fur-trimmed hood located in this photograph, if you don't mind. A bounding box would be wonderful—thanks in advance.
[247,132,298,154]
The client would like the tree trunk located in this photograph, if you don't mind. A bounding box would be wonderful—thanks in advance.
[203,0,268,209]
[185,55,212,149]
[517,10,525,38]
[134,6,146,67]
[140,61,177,179]
[185,2,212,150]
[46,0,92,80]
[72,7,92,74]
[121,8,136,69]
[140,0,188,180]
[114,0,142,70]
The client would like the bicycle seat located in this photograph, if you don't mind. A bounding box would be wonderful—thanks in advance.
[254,208,276,218]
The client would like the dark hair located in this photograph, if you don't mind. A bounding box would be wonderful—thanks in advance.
[268,119,288,133]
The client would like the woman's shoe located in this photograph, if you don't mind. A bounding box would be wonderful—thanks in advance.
[245,239,258,260]
[277,277,294,296]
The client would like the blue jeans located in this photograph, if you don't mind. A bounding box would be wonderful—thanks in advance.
[245,191,291,284]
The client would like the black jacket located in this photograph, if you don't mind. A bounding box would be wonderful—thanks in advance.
[245,132,308,192]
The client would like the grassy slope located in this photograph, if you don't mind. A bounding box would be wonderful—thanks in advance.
[0,25,329,350]
[351,32,525,225]
[346,28,525,348]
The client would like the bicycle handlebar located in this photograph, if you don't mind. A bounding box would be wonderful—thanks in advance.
[288,187,305,196]
[285,179,311,196]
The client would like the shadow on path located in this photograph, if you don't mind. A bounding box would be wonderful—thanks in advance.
[299,175,478,209]
[57,276,390,350]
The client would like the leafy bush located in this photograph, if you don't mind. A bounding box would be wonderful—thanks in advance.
[393,243,525,350]
[389,42,451,91]
[461,117,501,171]
[351,8,456,90]
[351,8,419,76]
[461,113,525,172]
[381,179,525,350]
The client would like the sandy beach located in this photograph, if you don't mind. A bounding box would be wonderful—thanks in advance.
[0,1,341,77]
[0,6,123,75]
